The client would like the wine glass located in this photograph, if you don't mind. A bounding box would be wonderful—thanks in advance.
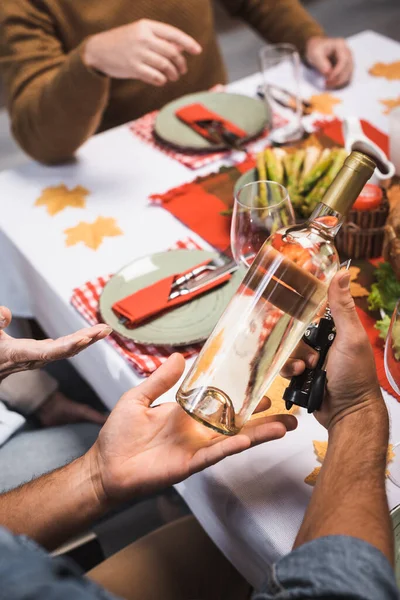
[385,300,400,396]
[384,301,400,489]
[231,180,295,268]
[259,43,303,144]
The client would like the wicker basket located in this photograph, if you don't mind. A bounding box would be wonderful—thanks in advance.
[336,199,389,259]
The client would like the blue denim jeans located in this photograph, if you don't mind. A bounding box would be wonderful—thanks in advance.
[0,528,397,600]
[0,422,101,493]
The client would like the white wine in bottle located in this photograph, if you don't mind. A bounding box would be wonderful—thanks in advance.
[176,151,376,435]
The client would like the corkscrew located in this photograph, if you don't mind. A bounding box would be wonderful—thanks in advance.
[283,261,351,414]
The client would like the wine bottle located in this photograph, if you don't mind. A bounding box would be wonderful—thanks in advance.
[176,151,376,435]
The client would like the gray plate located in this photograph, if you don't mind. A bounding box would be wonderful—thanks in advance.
[99,250,244,346]
[155,92,271,151]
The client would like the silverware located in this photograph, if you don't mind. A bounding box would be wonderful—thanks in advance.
[194,119,249,155]
[117,258,238,324]
[256,84,312,115]
[171,255,234,290]
[169,260,238,301]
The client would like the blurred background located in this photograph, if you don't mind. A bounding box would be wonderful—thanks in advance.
[0,0,399,172]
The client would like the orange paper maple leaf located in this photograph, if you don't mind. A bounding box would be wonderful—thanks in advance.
[347,266,369,298]
[35,184,89,216]
[310,93,342,116]
[380,96,400,114]
[369,61,400,81]
[64,217,123,250]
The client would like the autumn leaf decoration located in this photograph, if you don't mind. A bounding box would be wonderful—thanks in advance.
[35,184,89,216]
[64,217,123,250]
[309,93,342,116]
[380,97,400,115]
[348,266,369,298]
[369,61,400,81]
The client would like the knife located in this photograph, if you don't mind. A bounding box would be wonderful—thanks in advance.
[168,259,238,301]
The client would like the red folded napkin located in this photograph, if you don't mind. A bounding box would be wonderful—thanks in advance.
[71,238,204,377]
[112,261,232,327]
[175,103,247,143]
[313,117,389,155]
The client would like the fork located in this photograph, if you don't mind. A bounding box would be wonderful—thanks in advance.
[194,119,250,155]
[171,255,235,290]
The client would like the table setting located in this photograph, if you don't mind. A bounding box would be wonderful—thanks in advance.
[0,29,400,589]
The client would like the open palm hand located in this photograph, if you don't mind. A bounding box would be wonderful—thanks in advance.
[0,306,112,381]
[89,354,297,506]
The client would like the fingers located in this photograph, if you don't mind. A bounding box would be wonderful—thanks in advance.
[51,324,112,355]
[0,307,12,331]
[280,358,307,379]
[132,353,186,407]
[242,413,298,443]
[253,396,271,414]
[280,340,319,379]
[326,61,352,89]
[76,324,113,342]
[71,403,107,425]
[328,271,363,338]
[191,414,297,473]
[137,64,167,86]
[13,324,113,365]
[307,40,333,77]
[151,21,202,55]
[145,50,180,82]
[150,37,187,75]
[326,44,353,88]
[38,391,108,427]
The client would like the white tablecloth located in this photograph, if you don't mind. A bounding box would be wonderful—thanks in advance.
[0,29,399,588]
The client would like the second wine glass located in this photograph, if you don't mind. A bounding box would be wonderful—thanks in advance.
[231,180,295,268]
[385,300,400,396]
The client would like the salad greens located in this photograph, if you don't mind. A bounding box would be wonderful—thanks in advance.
[375,315,391,340]
[368,262,400,315]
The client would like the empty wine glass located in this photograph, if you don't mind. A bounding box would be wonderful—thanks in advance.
[231,180,295,268]
[385,300,400,396]
[383,300,400,489]
[259,43,303,144]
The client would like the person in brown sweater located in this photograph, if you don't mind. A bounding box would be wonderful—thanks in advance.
[0,0,353,165]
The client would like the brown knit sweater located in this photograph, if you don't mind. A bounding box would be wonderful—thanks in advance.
[0,0,323,164]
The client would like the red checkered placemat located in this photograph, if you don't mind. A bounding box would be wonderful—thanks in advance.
[128,108,287,170]
[71,238,203,376]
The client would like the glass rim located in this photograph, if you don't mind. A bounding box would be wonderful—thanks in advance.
[235,180,290,211]
[259,42,299,59]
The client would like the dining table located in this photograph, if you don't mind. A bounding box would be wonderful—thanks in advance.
[0,29,399,588]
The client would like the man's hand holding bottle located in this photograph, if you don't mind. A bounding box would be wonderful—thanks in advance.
[281,270,387,431]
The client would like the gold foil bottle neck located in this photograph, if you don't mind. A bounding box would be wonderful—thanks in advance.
[322,150,376,215]
[344,150,377,173]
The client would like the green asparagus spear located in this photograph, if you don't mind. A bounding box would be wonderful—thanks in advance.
[299,148,333,194]
[256,150,267,181]
[302,148,347,215]
[256,151,268,207]
[280,208,289,227]
[288,186,305,209]
[220,208,233,216]
[283,153,294,186]
[300,202,313,218]
[264,148,286,210]
[287,149,305,188]
[264,148,285,184]
[301,146,321,179]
